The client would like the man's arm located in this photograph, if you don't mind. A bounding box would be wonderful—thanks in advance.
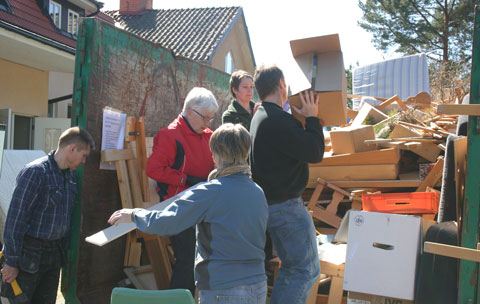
[2,167,42,281]
[268,91,325,163]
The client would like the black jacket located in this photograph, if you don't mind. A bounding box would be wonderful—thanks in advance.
[249,102,324,204]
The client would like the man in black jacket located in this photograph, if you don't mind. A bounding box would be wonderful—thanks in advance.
[250,65,324,304]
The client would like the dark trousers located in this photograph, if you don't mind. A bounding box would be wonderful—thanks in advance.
[169,227,196,296]
[1,236,63,304]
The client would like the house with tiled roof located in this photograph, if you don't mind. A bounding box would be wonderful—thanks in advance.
[0,0,112,151]
[105,0,256,75]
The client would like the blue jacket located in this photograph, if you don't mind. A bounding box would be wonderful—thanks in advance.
[133,173,268,290]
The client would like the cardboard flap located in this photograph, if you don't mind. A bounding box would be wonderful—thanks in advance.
[290,34,342,57]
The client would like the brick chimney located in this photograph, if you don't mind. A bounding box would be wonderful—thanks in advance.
[119,0,152,14]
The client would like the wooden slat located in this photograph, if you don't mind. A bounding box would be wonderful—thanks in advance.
[375,95,399,111]
[309,164,398,182]
[313,148,400,167]
[135,117,150,202]
[115,160,134,209]
[306,179,421,189]
[424,242,480,262]
[101,149,134,162]
[416,157,444,192]
[437,104,480,115]
[347,94,388,101]
[398,121,452,137]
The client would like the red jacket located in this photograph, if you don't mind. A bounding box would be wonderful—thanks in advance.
[146,115,214,200]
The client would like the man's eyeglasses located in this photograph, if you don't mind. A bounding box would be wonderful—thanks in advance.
[192,109,214,124]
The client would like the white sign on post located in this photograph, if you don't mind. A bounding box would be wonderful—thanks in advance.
[101,107,127,170]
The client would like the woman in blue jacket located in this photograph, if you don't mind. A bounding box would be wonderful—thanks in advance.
[108,123,268,304]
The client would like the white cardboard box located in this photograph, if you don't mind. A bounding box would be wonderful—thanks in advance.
[343,211,421,300]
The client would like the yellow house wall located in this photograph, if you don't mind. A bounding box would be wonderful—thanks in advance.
[211,15,255,76]
[0,59,48,116]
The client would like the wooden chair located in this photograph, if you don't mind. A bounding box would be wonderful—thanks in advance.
[307,178,351,234]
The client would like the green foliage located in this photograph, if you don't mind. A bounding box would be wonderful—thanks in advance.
[362,115,376,125]
[358,0,478,66]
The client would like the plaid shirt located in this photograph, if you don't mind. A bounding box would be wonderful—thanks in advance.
[3,151,77,267]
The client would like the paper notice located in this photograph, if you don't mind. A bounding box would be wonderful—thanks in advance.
[101,108,126,170]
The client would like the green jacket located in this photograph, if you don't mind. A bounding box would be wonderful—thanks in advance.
[222,99,256,131]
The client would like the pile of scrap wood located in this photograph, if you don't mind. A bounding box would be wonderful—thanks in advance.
[308,92,457,188]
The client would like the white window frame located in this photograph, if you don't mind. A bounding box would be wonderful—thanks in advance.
[49,0,61,28]
[68,9,79,35]
[225,51,234,74]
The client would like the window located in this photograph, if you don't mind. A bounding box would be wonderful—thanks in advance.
[225,51,234,74]
[0,0,12,13]
[68,9,79,35]
[49,0,61,28]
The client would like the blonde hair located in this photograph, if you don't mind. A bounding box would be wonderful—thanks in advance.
[209,123,250,168]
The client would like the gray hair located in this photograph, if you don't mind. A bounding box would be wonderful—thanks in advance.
[182,87,219,113]
[209,123,250,168]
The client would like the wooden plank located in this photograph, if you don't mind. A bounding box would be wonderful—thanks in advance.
[398,121,452,137]
[351,103,388,127]
[135,117,150,202]
[306,179,420,189]
[454,137,468,232]
[124,265,158,290]
[115,160,134,209]
[125,116,136,142]
[126,241,142,267]
[309,164,398,182]
[424,242,480,262]
[375,95,399,111]
[101,149,134,162]
[347,94,388,101]
[143,235,172,289]
[365,138,442,144]
[416,157,444,192]
[437,104,480,115]
[85,194,179,246]
[312,148,400,167]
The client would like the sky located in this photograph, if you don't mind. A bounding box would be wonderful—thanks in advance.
[99,0,396,77]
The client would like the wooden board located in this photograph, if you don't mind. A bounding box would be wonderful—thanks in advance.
[309,164,398,183]
[424,242,480,262]
[124,265,158,290]
[85,195,178,246]
[306,179,420,189]
[436,104,480,115]
[416,157,444,192]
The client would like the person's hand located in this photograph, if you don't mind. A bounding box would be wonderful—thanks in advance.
[291,90,319,118]
[1,264,19,284]
[108,209,135,226]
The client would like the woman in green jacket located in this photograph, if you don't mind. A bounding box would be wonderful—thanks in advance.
[222,70,256,130]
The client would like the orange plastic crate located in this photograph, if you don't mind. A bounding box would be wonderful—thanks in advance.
[362,192,440,214]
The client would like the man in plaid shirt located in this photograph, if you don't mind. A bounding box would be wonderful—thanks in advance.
[0,127,94,303]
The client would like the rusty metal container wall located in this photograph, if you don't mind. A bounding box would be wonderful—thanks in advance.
[71,18,231,303]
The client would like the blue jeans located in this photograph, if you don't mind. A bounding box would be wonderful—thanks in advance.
[268,197,320,304]
[198,280,267,304]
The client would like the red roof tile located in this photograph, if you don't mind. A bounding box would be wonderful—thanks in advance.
[0,0,77,49]
[105,7,242,63]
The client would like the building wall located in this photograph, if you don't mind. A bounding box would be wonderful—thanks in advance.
[210,15,255,76]
[0,59,48,116]
[49,71,74,118]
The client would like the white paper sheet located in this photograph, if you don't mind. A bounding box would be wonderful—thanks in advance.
[100,108,126,170]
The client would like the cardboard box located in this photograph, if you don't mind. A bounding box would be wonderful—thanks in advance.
[343,211,421,300]
[288,34,347,127]
[351,103,389,127]
[347,292,414,304]
[330,125,376,155]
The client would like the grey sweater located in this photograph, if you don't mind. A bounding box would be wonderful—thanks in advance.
[133,173,268,290]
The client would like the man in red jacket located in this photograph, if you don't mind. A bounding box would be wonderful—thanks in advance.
[146,87,218,296]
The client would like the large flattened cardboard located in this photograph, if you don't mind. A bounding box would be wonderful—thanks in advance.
[289,34,347,126]
[343,211,421,300]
